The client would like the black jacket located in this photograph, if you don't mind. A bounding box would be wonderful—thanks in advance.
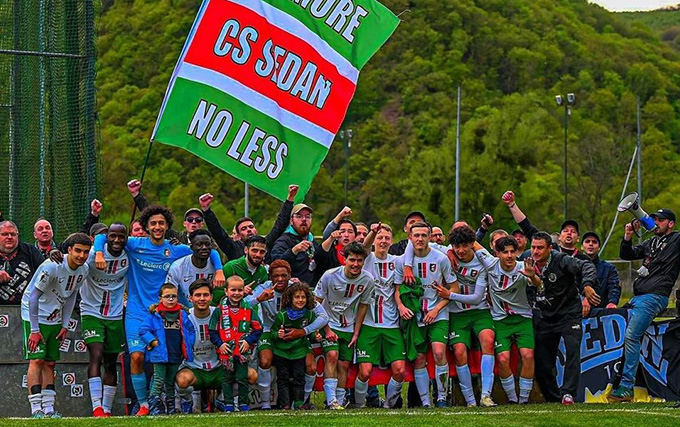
[537,250,598,321]
[203,200,293,262]
[270,232,322,285]
[620,232,680,298]
[591,256,621,307]
[0,242,45,305]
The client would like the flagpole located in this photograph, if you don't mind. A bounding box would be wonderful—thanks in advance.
[245,182,249,217]
[130,139,154,224]
[455,85,461,221]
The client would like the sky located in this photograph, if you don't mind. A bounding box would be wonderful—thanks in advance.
[589,0,679,11]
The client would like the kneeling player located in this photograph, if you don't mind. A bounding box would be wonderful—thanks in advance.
[315,243,375,410]
[21,233,91,418]
[355,224,406,408]
[395,222,457,408]
[475,237,539,404]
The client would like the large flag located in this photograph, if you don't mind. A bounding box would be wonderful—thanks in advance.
[152,0,399,201]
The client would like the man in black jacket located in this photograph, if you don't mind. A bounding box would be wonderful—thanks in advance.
[270,203,323,285]
[612,209,679,401]
[0,221,45,305]
[197,185,298,261]
[530,231,599,405]
[581,231,620,311]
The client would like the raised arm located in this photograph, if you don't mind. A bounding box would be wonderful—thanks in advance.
[502,191,538,240]
[265,185,298,249]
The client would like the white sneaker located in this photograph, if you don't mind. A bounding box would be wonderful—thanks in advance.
[328,400,345,410]
[480,395,497,407]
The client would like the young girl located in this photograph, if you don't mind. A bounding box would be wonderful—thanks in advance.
[139,283,195,415]
[271,282,319,410]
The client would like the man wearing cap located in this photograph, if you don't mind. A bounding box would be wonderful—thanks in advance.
[612,208,679,401]
[581,231,620,312]
[270,203,324,285]
[198,185,299,261]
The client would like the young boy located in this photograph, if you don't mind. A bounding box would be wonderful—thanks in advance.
[139,283,196,415]
[21,232,91,418]
[209,276,262,412]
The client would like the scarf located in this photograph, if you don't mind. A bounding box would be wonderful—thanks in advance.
[284,225,314,242]
[335,243,346,265]
[286,307,307,321]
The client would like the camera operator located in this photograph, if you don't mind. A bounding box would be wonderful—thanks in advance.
[612,209,680,401]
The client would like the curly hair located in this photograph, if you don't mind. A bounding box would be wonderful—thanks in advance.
[281,282,315,310]
[449,224,476,246]
[139,205,174,231]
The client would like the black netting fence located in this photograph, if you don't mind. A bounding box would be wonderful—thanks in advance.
[0,0,99,242]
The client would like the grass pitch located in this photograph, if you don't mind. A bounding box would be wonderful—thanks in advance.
[2,404,680,427]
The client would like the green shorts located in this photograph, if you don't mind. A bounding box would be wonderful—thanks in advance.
[179,367,223,390]
[494,315,534,353]
[258,331,274,352]
[449,309,495,348]
[81,315,125,354]
[23,321,62,361]
[356,325,406,365]
[321,329,354,362]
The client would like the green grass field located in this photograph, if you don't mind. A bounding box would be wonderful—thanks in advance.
[3,404,680,427]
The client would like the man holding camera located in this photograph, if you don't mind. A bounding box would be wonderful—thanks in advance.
[612,209,679,401]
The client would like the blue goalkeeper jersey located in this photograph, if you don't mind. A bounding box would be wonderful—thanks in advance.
[94,234,222,316]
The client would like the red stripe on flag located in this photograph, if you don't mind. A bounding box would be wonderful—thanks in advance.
[184,0,356,134]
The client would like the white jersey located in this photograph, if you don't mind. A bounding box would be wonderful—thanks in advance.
[449,253,489,313]
[184,307,220,371]
[248,281,284,332]
[80,245,128,319]
[394,249,456,326]
[315,267,376,333]
[475,248,533,320]
[21,259,89,325]
[165,255,215,307]
[363,253,399,328]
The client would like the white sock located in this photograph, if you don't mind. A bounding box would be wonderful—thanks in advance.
[257,367,272,408]
[178,385,194,401]
[386,378,403,408]
[481,355,495,397]
[323,378,338,405]
[414,368,431,407]
[89,377,103,410]
[456,365,475,405]
[102,385,116,412]
[336,388,346,405]
[500,375,517,402]
[28,393,43,414]
[354,379,369,407]
[519,377,533,403]
[41,389,56,414]
[304,374,315,401]
[435,364,449,402]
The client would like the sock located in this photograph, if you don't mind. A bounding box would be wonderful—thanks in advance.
[192,391,201,412]
[414,368,431,407]
[435,364,449,402]
[178,385,194,401]
[519,377,533,403]
[41,389,56,414]
[89,377,103,410]
[131,373,148,406]
[323,378,338,405]
[481,355,495,397]
[304,374,315,401]
[456,364,475,405]
[354,379,369,407]
[500,375,517,402]
[336,388,346,405]
[385,378,403,408]
[28,393,43,414]
[102,385,116,413]
[257,367,272,408]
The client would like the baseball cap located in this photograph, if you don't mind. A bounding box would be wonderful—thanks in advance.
[89,223,108,237]
[650,208,676,222]
[560,220,580,234]
[291,203,313,216]
[184,208,204,220]
[582,231,600,245]
[511,229,525,236]
[404,211,426,224]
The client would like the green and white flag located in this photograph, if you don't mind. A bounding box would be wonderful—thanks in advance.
[152,0,399,201]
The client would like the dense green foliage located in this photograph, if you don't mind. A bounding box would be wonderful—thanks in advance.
[621,7,680,51]
[97,0,680,257]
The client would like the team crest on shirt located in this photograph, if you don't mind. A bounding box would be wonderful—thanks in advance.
[357,284,365,293]
[429,263,436,272]
[548,273,557,283]
[388,262,395,271]
[470,270,479,278]
[301,319,309,327]
[164,249,171,257]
